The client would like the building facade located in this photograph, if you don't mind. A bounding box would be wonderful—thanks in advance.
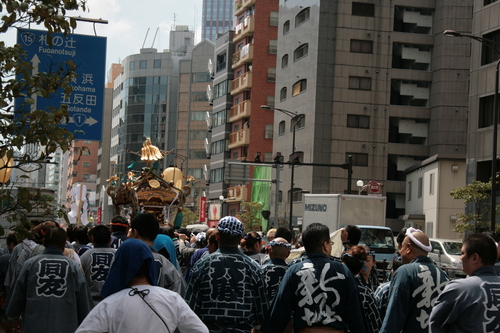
[273,0,471,232]
[176,39,215,213]
[202,0,234,42]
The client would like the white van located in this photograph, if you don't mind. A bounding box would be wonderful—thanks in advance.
[428,238,465,278]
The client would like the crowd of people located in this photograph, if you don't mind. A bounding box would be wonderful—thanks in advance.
[0,214,498,333]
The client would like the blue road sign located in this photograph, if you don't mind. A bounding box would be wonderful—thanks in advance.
[16,28,106,141]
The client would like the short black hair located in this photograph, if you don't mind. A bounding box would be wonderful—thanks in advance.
[275,227,292,243]
[43,227,67,248]
[302,223,329,254]
[75,226,90,244]
[91,225,111,246]
[130,213,159,242]
[397,228,407,246]
[345,225,361,245]
[464,233,497,266]
[110,215,129,233]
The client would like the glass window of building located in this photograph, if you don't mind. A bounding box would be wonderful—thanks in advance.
[352,2,375,17]
[265,124,273,139]
[270,11,279,26]
[154,59,161,68]
[348,76,372,90]
[346,152,368,166]
[295,7,310,27]
[292,79,307,96]
[350,39,373,53]
[279,121,286,135]
[280,87,287,101]
[282,54,289,68]
[129,61,135,70]
[268,67,276,82]
[283,20,290,35]
[139,60,147,69]
[269,39,278,54]
[347,114,370,128]
[294,43,309,61]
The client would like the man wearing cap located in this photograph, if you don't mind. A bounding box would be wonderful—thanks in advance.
[185,216,268,332]
[379,228,449,333]
[429,233,500,332]
[261,237,290,305]
[109,215,129,249]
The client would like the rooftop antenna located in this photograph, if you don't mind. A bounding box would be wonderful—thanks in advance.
[173,13,177,27]
[142,28,150,49]
[151,27,159,48]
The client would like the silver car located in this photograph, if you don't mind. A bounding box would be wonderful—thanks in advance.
[428,238,465,278]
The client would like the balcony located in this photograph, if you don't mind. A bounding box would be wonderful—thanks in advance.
[226,185,248,202]
[232,44,254,69]
[230,100,251,122]
[234,0,256,16]
[231,71,252,95]
[233,15,255,43]
[228,128,250,149]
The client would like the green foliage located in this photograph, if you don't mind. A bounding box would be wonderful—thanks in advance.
[0,0,87,232]
[450,180,498,233]
[181,209,198,227]
[239,201,263,232]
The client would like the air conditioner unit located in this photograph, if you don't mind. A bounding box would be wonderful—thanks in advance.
[204,138,211,158]
[208,59,214,80]
[205,111,212,130]
[203,164,210,183]
[206,85,213,106]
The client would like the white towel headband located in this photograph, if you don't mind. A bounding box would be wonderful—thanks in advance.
[406,227,432,252]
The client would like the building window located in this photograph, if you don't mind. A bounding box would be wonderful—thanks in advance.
[294,43,309,61]
[129,61,135,70]
[212,109,228,127]
[291,115,306,131]
[192,72,212,82]
[292,79,307,96]
[83,150,91,156]
[349,76,372,90]
[265,124,273,139]
[266,95,275,108]
[280,87,287,101]
[279,121,286,135]
[282,54,289,68]
[189,150,207,159]
[418,177,423,198]
[83,162,91,168]
[350,39,373,53]
[139,60,147,69]
[210,168,225,183]
[187,168,203,179]
[278,190,283,203]
[295,7,310,27]
[82,174,91,180]
[268,67,276,82]
[429,173,434,195]
[269,39,278,54]
[347,114,370,128]
[154,59,161,68]
[189,130,208,140]
[482,30,500,65]
[190,111,207,121]
[213,81,228,99]
[352,2,375,17]
[211,139,228,155]
[283,20,290,35]
[479,95,494,128]
[408,181,412,201]
[216,52,227,72]
[290,188,304,203]
[191,91,208,102]
[485,0,499,5]
[270,11,279,26]
[346,152,368,166]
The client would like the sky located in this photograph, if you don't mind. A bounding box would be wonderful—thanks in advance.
[5,0,203,80]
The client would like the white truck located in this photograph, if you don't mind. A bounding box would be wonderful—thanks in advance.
[302,194,396,273]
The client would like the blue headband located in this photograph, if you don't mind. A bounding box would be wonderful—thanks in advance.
[270,240,291,249]
[342,252,368,272]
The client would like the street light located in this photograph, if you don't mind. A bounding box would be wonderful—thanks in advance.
[261,104,305,233]
[444,30,500,232]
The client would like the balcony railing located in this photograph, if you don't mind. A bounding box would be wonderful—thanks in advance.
[234,0,256,16]
[231,71,252,95]
[233,15,255,43]
[228,128,250,149]
[232,44,254,69]
[229,100,251,122]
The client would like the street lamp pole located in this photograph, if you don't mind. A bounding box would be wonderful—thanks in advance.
[444,30,500,232]
[261,105,304,232]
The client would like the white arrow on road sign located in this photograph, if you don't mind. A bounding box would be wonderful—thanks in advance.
[68,115,98,127]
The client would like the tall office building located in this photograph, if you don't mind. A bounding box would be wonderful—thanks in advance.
[109,26,194,179]
[176,39,215,210]
[202,0,234,41]
[466,2,500,186]
[273,0,470,231]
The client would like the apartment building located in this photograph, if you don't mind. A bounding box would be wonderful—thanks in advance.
[273,0,471,231]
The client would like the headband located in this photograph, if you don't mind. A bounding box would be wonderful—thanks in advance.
[244,233,261,241]
[110,222,129,228]
[342,253,368,272]
[406,227,432,252]
[270,240,292,249]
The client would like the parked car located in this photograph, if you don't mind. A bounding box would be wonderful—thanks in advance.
[428,238,465,278]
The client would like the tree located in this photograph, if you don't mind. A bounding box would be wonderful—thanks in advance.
[181,209,198,227]
[450,180,498,233]
[238,201,263,232]
[0,0,88,235]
